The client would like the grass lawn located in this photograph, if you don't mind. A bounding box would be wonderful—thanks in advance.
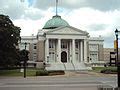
[92,66,117,73]
[0,67,117,76]
[0,68,40,77]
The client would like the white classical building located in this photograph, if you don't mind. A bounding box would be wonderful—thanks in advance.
[19,15,104,70]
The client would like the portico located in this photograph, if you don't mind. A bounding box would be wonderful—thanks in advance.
[45,38,86,63]
[43,25,89,70]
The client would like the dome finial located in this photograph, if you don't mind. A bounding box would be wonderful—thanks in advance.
[56,0,58,16]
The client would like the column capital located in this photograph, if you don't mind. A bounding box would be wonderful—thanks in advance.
[57,38,61,40]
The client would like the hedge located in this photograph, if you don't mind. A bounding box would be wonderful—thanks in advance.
[36,70,65,76]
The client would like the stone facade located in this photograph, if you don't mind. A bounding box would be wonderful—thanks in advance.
[19,15,104,70]
[88,37,104,63]
[19,27,104,70]
[104,48,114,63]
[103,48,120,63]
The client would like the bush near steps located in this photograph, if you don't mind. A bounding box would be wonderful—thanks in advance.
[36,70,65,76]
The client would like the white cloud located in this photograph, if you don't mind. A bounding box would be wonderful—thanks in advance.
[62,8,120,47]
[12,7,120,48]
[33,0,120,11]
[14,19,41,36]
[1,0,120,48]
[13,8,55,36]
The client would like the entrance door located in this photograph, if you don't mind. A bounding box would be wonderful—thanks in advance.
[61,51,67,63]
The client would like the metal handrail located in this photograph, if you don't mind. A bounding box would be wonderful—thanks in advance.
[71,60,75,71]
[63,63,66,70]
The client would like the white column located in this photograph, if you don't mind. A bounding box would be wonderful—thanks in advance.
[72,39,75,62]
[80,41,83,62]
[69,40,72,62]
[45,39,49,63]
[58,39,61,62]
[84,39,87,63]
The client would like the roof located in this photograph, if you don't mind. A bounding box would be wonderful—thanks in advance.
[43,15,69,29]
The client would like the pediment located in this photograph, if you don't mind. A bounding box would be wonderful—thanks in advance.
[45,26,88,35]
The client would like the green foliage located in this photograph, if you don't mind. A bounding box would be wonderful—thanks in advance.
[0,14,21,67]
[48,70,65,75]
[19,49,29,62]
[100,69,117,74]
[92,67,117,74]
[36,70,65,76]
[0,69,65,76]
[100,67,117,74]
[92,67,106,72]
[36,70,49,76]
[0,69,23,76]
[0,68,39,76]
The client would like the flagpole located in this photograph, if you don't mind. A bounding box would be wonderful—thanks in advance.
[56,0,58,16]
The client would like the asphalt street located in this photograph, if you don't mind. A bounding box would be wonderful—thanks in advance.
[0,71,117,90]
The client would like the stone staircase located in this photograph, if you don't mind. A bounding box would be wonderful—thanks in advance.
[64,63,75,70]
[46,62,92,71]
[46,62,65,70]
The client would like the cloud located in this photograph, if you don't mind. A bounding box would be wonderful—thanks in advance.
[23,7,44,20]
[63,8,120,47]
[63,0,120,11]
[0,0,44,20]
[87,24,108,31]
[14,19,41,36]
[64,8,113,30]
[0,0,27,20]
[86,0,120,11]
[0,0,120,48]
[13,8,55,36]
[33,0,120,11]
[33,0,55,10]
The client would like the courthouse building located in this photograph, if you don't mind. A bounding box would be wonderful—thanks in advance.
[19,15,104,70]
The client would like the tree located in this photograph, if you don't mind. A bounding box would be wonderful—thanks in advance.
[0,14,21,68]
[19,49,29,62]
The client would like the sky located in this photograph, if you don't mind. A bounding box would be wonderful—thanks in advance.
[0,0,120,48]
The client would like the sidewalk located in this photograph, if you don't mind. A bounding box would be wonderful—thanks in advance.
[64,71,117,77]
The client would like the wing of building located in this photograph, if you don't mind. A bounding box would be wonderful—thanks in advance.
[19,15,104,70]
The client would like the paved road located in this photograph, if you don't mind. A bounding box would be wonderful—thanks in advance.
[0,72,117,90]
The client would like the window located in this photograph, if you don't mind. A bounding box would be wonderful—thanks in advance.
[75,52,79,61]
[90,53,98,62]
[49,52,55,62]
[33,54,37,61]
[89,44,98,51]
[34,44,37,49]
[49,40,55,49]
[75,42,79,49]
[61,41,67,49]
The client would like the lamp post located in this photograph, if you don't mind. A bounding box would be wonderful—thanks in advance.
[24,42,27,78]
[115,29,120,88]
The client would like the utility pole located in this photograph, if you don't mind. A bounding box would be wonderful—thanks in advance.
[115,29,120,88]
[24,42,27,78]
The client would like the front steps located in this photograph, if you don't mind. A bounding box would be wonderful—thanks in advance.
[46,62,92,71]
[46,63,65,70]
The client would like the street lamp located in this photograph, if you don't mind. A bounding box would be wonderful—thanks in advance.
[24,42,27,78]
[115,29,120,88]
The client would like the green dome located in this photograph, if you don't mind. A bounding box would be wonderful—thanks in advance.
[43,15,69,29]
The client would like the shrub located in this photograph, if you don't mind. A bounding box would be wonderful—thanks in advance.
[48,70,65,76]
[36,70,49,76]
[100,69,117,74]
[36,70,65,76]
